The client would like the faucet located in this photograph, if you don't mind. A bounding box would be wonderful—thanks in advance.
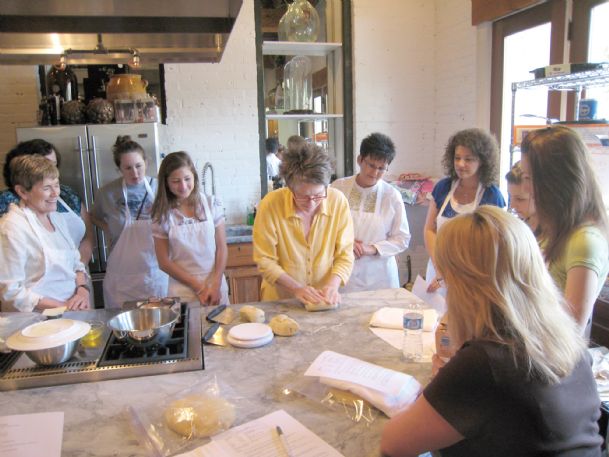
[201,162,215,196]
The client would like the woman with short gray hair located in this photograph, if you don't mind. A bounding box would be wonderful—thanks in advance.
[0,155,90,312]
[253,143,354,306]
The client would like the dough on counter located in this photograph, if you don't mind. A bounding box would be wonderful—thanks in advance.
[239,305,265,323]
[269,314,300,336]
[302,300,338,312]
[164,394,236,438]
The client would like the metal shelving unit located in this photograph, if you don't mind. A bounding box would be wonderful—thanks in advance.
[509,66,609,165]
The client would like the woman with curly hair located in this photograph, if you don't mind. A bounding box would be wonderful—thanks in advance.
[424,128,505,294]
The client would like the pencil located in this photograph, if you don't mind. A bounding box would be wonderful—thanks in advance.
[276,425,294,457]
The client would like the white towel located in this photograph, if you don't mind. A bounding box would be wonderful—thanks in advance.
[369,307,438,332]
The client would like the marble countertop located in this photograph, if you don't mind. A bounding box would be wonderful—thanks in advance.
[0,288,431,457]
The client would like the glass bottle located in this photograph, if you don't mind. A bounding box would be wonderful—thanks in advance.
[283,55,313,113]
[281,0,320,42]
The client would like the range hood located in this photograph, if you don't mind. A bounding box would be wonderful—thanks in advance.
[0,0,243,65]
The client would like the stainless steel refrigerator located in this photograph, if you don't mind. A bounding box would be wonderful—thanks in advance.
[16,123,166,278]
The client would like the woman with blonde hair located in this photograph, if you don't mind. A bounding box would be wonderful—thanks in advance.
[520,126,609,331]
[151,152,229,305]
[381,206,601,456]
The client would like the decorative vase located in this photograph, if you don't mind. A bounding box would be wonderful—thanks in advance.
[86,98,115,124]
[61,100,86,124]
[283,55,313,113]
[280,0,320,43]
[105,74,148,102]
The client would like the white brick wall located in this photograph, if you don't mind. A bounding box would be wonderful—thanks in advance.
[0,66,39,184]
[163,0,260,224]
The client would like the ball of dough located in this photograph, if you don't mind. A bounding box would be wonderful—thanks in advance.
[269,314,300,336]
[302,300,338,312]
[239,305,265,323]
[164,394,236,438]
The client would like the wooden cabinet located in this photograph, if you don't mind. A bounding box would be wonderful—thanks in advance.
[225,242,262,304]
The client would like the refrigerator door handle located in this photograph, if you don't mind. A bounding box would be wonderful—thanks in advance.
[77,136,90,210]
[90,136,108,265]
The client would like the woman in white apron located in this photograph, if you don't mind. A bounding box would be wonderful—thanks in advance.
[0,138,95,265]
[0,156,90,312]
[424,128,505,295]
[91,136,168,309]
[151,152,229,305]
[332,133,410,293]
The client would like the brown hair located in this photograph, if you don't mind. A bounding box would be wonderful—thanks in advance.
[521,126,608,263]
[112,135,146,168]
[280,142,334,188]
[442,128,500,186]
[151,151,202,224]
[505,160,524,185]
[10,155,59,192]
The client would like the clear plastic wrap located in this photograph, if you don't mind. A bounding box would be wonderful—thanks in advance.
[127,376,250,457]
[283,377,379,426]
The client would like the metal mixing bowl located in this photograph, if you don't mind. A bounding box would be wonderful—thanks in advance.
[107,308,180,346]
[25,339,81,365]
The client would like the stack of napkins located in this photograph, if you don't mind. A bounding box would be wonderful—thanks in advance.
[369,307,439,332]
[304,351,421,417]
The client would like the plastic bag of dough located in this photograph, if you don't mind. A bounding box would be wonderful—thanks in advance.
[301,299,338,312]
[127,375,248,457]
[239,305,265,323]
[269,314,299,336]
[164,394,235,438]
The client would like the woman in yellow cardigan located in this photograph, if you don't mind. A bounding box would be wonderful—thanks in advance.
[253,141,354,305]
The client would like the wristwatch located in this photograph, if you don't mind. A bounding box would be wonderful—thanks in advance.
[76,284,91,294]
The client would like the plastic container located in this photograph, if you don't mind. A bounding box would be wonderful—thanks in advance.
[402,312,423,362]
[435,321,451,362]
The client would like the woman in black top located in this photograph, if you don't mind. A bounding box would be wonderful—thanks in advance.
[381,206,602,457]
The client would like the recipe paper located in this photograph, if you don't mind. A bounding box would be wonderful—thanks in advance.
[304,350,408,397]
[412,275,446,314]
[175,409,343,457]
[0,411,64,457]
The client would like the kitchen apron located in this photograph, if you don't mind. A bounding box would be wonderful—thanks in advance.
[57,197,96,307]
[103,179,168,309]
[24,207,78,302]
[57,197,85,249]
[342,180,399,293]
[167,196,229,304]
[426,180,484,295]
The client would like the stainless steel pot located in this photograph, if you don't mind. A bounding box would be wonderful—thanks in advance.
[107,308,180,346]
[25,339,81,365]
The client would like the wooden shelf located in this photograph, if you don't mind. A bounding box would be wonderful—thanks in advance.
[262,41,342,57]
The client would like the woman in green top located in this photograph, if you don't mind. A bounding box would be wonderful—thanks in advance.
[520,126,609,333]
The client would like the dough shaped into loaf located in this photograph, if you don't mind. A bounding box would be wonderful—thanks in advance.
[302,299,338,312]
[269,314,300,336]
[239,305,265,323]
[164,394,236,438]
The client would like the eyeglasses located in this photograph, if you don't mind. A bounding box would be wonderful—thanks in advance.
[362,158,389,173]
[291,187,328,203]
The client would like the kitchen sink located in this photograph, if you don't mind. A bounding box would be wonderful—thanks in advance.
[226,224,252,237]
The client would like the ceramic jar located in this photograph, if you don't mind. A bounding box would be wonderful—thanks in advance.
[105,74,148,102]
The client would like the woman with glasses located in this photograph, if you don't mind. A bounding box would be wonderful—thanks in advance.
[505,161,538,233]
[381,206,602,456]
[331,132,410,292]
[253,142,354,306]
[424,128,505,294]
[520,126,608,332]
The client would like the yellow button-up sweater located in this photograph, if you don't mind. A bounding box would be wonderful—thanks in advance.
[253,187,354,301]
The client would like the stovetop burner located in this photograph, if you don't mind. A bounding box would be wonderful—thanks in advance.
[98,303,190,367]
